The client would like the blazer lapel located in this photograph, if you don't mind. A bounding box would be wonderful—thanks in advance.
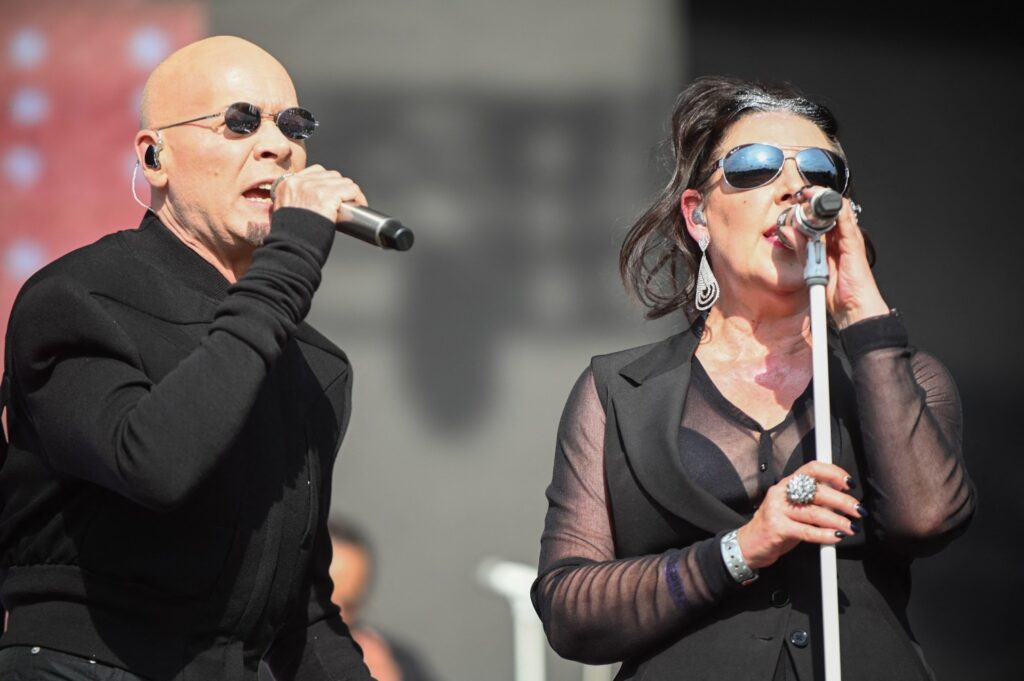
[610,324,746,535]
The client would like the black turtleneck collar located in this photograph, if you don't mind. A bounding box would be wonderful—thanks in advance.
[124,211,234,300]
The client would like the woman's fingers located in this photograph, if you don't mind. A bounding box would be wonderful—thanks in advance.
[805,484,863,519]
[740,462,869,568]
[787,463,864,521]
[790,518,847,545]
[789,500,861,536]
[793,461,852,492]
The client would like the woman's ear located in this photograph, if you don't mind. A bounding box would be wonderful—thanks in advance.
[681,189,706,242]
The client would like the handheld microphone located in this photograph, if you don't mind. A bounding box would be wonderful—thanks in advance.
[338,204,415,251]
[269,174,415,251]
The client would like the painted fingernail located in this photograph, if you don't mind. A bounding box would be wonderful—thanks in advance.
[850,520,862,534]
[856,504,869,518]
[846,476,857,489]
[835,531,848,539]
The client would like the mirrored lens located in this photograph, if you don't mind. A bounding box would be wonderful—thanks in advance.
[795,148,847,193]
[224,102,262,134]
[723,144,785,189]
[275,107,318,140]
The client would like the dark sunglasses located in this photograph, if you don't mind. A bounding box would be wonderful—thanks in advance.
[156,101,318,140]
[702,143,849,194]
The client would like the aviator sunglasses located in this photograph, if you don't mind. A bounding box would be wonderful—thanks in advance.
[156,101,319,140]
[702,143,849,194]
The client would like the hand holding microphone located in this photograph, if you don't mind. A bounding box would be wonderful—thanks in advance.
[778,185,889,327]
[270,167,414,251]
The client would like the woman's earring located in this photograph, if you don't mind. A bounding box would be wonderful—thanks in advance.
[695,234,719,311]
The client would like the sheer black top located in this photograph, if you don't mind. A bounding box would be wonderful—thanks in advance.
[534,314,974,666]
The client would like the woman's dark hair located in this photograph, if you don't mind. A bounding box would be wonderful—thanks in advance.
[620,76,860,321]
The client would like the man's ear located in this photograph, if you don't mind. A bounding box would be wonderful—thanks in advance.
[134,129,167,187]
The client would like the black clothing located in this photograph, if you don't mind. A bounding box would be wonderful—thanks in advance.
[680,357,815,514]
[0,211,371,681]
[533,315,975,680]
[259,627,440,681]
[0,646,148,680]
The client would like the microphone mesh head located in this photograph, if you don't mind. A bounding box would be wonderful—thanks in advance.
[814,190,844,218]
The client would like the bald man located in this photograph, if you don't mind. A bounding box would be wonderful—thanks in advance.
[0,37,374,680]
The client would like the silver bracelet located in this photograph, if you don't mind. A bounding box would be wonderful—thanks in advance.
[720,530,758,585]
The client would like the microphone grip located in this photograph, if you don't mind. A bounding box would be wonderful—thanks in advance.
[338,205,415,251]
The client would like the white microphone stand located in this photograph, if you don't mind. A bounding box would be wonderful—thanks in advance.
[801,213,842,681]
[477,558,547,681]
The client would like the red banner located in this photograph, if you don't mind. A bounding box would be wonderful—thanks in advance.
[0,0,206,362]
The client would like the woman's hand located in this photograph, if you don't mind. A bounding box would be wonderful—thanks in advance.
[737,461,865,571]
[795,187,889,329]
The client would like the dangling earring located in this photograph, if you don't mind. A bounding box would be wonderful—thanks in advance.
[695,233,719,311]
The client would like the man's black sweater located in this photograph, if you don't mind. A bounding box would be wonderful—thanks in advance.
[0,210,371,680]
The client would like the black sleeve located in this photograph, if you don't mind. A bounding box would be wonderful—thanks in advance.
[841,312,976,555]
[7,208,336,511]
[531,369,740,665]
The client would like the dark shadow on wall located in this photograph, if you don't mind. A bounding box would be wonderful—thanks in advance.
[309,91,675,433]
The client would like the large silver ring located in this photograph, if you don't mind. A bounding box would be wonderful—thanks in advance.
[850,201,863,224]
[269,173,295,203]
[786,474,817,505]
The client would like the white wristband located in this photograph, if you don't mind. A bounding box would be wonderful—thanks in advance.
[720,529,758,585]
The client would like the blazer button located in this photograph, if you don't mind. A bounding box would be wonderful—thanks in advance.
[790,630,809,648]
[770,589,790,607]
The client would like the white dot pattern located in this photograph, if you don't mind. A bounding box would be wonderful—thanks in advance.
[9,28,47,69]
[3,146,43,188]
[10,86,50,125]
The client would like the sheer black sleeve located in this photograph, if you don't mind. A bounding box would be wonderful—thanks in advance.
[531,369,740,664]
[841,313,976,555]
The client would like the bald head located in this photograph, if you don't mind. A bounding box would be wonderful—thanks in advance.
[140,36,294,129]
[133,35,309,282]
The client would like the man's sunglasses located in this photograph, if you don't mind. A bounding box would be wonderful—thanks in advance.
[156,101,318,140]
[701,143,849,194]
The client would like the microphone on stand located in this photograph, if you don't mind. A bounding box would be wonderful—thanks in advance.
[793,189,843,235]
[338,204,415,251]
[775,189,843,286]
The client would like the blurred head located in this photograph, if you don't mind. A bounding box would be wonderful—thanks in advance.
[135,36,307,257]
[620,76,867,320]
[327,518,375,625]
